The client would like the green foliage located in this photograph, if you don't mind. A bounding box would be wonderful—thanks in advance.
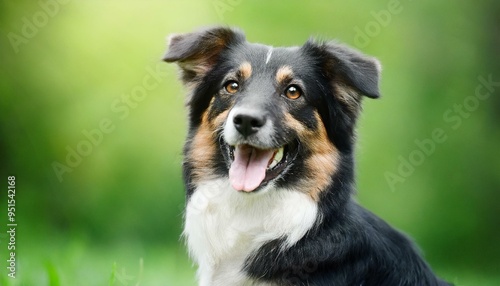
[45,260,61,286]
[109,262,117,286]
[0,0,499,284]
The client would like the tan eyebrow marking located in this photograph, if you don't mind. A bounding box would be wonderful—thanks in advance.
[276,65,294,84]
[238,61,252,80]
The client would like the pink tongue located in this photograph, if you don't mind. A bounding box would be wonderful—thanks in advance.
[229,145,274,192]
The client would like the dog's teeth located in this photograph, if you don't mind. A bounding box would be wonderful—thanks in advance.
[268,147,284,170]
[268,152,278,169]
[268,160,277,170]
[275,147,284,163]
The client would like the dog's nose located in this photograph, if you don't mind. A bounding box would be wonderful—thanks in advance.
[233,113,266,137]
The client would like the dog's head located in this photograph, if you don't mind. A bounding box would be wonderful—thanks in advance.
[164,27,380,199]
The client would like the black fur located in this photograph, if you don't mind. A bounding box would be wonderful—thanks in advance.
[164,27,451,286]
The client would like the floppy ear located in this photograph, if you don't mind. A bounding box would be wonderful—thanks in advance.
[163,27,246,85]
[321,42,381,99]
[301,41,380,116]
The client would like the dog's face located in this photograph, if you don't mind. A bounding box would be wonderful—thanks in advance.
[164,27,380,200]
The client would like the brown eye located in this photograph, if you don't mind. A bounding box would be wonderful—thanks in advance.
[224,80,239,94]
[285,85,302,100]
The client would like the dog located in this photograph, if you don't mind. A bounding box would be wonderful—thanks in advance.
[163,27,451,286]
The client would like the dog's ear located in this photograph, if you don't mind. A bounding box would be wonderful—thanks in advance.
[303,41,381,116]
[305,41,381,106]
[324,42,381,99]
[163,27,246,85]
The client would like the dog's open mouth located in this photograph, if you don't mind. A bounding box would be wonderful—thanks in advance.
[221,140,298,192]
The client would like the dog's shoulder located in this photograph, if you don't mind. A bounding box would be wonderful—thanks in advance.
[245,201,452,285]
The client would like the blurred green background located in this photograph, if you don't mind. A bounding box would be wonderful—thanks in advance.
[1,0,499,285]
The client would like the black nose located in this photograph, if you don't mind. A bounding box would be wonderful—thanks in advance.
[233,113,266,137]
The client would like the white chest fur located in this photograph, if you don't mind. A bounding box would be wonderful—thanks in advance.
[184,179,319,286]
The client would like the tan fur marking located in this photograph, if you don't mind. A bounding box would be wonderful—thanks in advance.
[188,112,216,182]
[284,113,338,201]
[334,83,361,116]
[187,108,230,183]
[276,66,294,84]
[304,113,338,201]
[284,113,305,133]
[213,110,229,129]
[239,62,252,80]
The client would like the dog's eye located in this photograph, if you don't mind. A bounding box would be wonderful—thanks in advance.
[224,80,239,94]
[284,85,302,100]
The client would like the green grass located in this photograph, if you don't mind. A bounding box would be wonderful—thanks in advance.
[0,234,196,286]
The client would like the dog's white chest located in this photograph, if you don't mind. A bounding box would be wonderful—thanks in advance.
[184,179,318,286]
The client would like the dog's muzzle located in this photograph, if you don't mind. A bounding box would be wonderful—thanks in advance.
[222,107,298,193]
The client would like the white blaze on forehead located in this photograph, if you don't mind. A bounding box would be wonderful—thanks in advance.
[265,47,273,64]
